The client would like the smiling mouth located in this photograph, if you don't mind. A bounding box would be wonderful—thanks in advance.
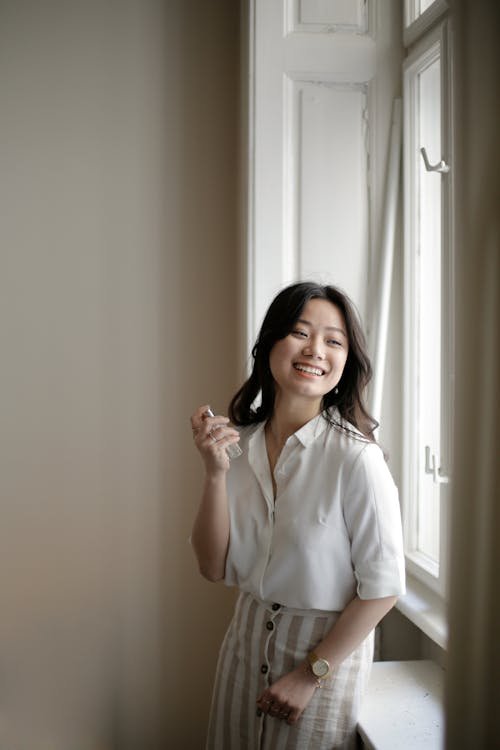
[293,363,325,377]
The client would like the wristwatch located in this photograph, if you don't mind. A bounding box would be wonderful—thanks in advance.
[308,651,330,680]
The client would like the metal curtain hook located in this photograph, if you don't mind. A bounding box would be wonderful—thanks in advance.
[420,146,450,174]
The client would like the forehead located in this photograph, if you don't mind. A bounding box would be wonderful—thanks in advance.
[298,298,346,329]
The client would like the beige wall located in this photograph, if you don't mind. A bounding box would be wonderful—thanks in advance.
[0,1,240,747]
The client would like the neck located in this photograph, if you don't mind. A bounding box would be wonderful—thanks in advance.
[267,395,322,445]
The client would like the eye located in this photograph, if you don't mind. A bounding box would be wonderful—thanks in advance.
[327,338,343,347]
[291,329,308,338]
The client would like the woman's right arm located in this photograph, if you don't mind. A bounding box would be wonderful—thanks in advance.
[190,405,240,582]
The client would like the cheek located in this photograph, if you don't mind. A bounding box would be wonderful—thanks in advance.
[330,352,348,378]
[337,353,349,376]
[269,339,293,368]
[268,357,279,383]
[268,343,286,381]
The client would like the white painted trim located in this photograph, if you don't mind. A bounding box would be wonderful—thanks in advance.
[244,0,256,367]
[437,13,455,605]
[282,74,299,284]
[403,0,448,48]
[285,0,369,36]
[402,20,450,599]
[397,575,448,649]
[369,98,401,425]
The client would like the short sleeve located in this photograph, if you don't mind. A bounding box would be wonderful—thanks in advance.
[343,443,406,599]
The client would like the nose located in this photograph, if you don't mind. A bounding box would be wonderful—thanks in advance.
[302,336,325,359]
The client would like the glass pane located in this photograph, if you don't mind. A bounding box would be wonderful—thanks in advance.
[406,0,440,27]
[416,55,441,565]
[419,0,435,14]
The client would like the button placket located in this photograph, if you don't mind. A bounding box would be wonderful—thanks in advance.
[259,603,282,699]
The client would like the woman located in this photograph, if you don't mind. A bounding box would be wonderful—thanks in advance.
[190,282,405,749]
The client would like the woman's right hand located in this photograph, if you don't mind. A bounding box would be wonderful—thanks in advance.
[190,404,240,475]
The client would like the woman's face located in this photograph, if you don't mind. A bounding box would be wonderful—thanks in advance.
[268,298,349,409]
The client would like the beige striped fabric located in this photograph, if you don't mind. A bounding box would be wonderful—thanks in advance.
[206,592,374,749]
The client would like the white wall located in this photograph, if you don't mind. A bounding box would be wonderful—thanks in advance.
[0,1,240,747]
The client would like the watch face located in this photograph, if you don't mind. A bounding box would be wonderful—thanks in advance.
[312,658,329,678]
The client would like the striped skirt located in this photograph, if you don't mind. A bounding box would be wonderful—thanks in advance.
[206,592,374,750]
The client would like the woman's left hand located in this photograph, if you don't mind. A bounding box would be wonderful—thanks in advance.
[256,664,318,725]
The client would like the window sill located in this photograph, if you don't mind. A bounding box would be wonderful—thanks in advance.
[357,659,444,749]
[396,574,448,649]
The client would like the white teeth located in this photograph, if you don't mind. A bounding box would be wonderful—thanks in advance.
[294,364,323,376]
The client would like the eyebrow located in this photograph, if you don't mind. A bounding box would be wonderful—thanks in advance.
[296,318,347,338]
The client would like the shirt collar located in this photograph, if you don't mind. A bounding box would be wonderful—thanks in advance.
[293,411,330,446]
[248,409,334,450]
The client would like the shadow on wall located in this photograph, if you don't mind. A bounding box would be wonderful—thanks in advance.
[0,1,240,749]
[158,1,242,748]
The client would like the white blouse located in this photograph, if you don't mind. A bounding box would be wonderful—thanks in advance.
[224,411,406,612]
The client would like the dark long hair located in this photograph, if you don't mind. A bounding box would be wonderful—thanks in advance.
[228,281,377,439]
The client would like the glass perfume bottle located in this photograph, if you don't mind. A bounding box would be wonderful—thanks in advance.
[204,408,243,459]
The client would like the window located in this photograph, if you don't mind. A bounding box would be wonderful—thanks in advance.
[405,0,445,27]
[244,0,452,644]
[402,6,453,617]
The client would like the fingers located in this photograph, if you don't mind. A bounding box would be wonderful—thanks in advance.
[190,404,215,433]
[191,406,226,439]
[191,406,228,432]
[256,695,295,724]
[195,419,237,447]
[190,406,240,462]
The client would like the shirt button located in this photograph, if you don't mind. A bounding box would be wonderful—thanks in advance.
[261,664,268,674]
[272,603,281,611]
[266,621,274,631]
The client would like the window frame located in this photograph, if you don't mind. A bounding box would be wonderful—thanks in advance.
[401,11,454,637]
[403,0,448,46]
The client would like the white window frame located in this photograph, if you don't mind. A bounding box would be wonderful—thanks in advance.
[400,8,454,647]
[403,0,448,46]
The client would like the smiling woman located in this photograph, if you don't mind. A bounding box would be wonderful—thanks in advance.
[230,282,377,438]
[268,298,349,411]
[190,282,405,749]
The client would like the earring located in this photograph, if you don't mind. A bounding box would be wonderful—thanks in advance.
[334,386,339,395]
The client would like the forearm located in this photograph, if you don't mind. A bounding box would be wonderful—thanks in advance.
[191,472,230,581]
[256,595,397,725]
[313,595,397,668]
